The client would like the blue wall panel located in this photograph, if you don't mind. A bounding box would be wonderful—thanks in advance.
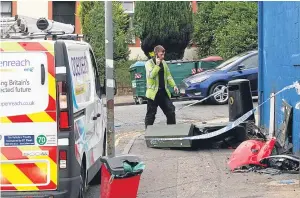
[259,2,300,154]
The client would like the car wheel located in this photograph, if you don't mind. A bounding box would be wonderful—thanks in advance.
[209,82,229,105]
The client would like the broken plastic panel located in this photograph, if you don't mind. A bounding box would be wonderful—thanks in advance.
[228,138,276,171]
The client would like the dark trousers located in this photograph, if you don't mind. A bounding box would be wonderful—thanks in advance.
[145,89,176,128]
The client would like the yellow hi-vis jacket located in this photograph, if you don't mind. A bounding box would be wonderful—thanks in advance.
[145,59,176,100]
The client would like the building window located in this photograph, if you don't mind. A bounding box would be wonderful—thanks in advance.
[1,1,12,17]
[53,1,76,25]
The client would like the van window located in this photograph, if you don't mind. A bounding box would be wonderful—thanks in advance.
[0,52,49,117]
[89,50,101,97]
[68,50,93,108]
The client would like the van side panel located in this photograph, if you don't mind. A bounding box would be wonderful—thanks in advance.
[0,41,58,191]
[64,41,104,173]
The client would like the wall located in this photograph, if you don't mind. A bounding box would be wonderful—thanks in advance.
[17,0,48,18]
[259,2,300,154]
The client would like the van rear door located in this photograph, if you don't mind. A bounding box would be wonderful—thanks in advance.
[0,41,58,191]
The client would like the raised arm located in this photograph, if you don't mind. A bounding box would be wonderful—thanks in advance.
[145,60,161,79]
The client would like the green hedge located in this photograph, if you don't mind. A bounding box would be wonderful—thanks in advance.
[193,2,258,59]
[78,1,130,72]
[115,60,135,87]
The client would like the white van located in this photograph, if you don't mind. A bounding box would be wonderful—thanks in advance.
[0,16,109,198]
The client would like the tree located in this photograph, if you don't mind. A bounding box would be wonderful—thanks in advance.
[134,1,193,60]
[192,2,217,58]
[78,1,130,72]
[193,2,258,59]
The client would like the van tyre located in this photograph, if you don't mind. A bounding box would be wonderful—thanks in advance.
[78,163,87,198]
[209,82,229,105]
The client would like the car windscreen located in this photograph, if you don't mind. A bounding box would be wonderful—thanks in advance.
[215,52,252,71]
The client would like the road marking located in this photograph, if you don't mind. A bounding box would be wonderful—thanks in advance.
[122,133,142,154]
[115,131,141,146]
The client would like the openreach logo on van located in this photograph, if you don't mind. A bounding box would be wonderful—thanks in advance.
[71,56,89,95]
[0,59,34,72]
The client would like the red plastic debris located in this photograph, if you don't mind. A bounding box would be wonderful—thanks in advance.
[228,138,276,171]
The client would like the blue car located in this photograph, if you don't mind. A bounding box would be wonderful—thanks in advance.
[179,50,258,105]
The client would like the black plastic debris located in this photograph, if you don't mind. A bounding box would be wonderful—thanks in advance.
[275,100,293,155]
[233,154,300,175]
[255,168,282,175]
[260,155,299,173]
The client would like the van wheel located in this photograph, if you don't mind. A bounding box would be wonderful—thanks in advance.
[78,164,86,198]
[90,133,106,185]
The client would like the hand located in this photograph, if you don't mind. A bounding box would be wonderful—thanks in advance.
[156,57,161,66]
[174,86,179,94]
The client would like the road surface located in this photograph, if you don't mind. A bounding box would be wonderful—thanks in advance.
[85,100,258,197]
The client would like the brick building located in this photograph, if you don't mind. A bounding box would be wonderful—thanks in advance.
[1,1,198,60]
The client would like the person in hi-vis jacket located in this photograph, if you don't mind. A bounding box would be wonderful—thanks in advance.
[144,45,179,129]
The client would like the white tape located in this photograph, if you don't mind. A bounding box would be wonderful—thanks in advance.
[106,59,113,68]
[295,102,300,109]
[145,81,300,142]
[107,79,115,88]
[176,87,226,112]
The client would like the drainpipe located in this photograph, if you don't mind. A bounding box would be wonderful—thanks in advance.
[269,92,275,139]
[258,1,264,127]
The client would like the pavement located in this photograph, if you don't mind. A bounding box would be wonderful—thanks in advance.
[86,99,233,197]
[114,99,242,134]
[85,99,300,198]
[131,135,300,198]
[104,95,135,106]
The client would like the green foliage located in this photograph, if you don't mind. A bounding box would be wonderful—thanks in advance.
[78,1,130,76]
[192,2,216,58]
[193,2,258,59]
[134,1,193,60]
[115,60,136,87]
